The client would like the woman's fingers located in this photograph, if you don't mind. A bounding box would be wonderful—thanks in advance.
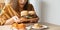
[12,16,20,23]
[5,18,14,25]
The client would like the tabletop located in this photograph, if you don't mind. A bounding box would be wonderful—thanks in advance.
[0,23,60,30]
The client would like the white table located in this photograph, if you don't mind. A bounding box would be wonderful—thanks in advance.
[0,25,12,30]
[0,23,60,30]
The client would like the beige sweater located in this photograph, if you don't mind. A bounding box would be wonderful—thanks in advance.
[0,4,38,25]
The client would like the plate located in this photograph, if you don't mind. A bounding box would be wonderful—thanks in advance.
[32,25,48,29]
[26,25,48,30]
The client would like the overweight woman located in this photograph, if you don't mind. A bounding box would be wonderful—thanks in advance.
[0,0,39,25]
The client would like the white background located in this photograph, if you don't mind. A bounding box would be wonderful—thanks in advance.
[29,0,60,25]
[41,0,60,25]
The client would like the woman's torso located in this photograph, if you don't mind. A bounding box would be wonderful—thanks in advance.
[0,4,34,20]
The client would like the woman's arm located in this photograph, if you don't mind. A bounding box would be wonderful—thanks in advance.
[28,18,39,23]
[5,16,20,25]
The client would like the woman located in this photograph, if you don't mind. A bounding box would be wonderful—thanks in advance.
[0,0,39,25]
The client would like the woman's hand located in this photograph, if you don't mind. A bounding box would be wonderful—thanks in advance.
[12,16,20,23]
[19,17,39,23]
[28,18,39,23]
[5,16,20,25]
[5,18,15,25]
[19,17,27,22]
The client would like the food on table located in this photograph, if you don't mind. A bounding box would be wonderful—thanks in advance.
[18,23,26,29]
[28,11,35,15]
[21,11,28,16]
[19,29,26,30]
[12,23,18,28]
[18,23,26,30]
[12,23,26,30]
[33,23,42,29]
